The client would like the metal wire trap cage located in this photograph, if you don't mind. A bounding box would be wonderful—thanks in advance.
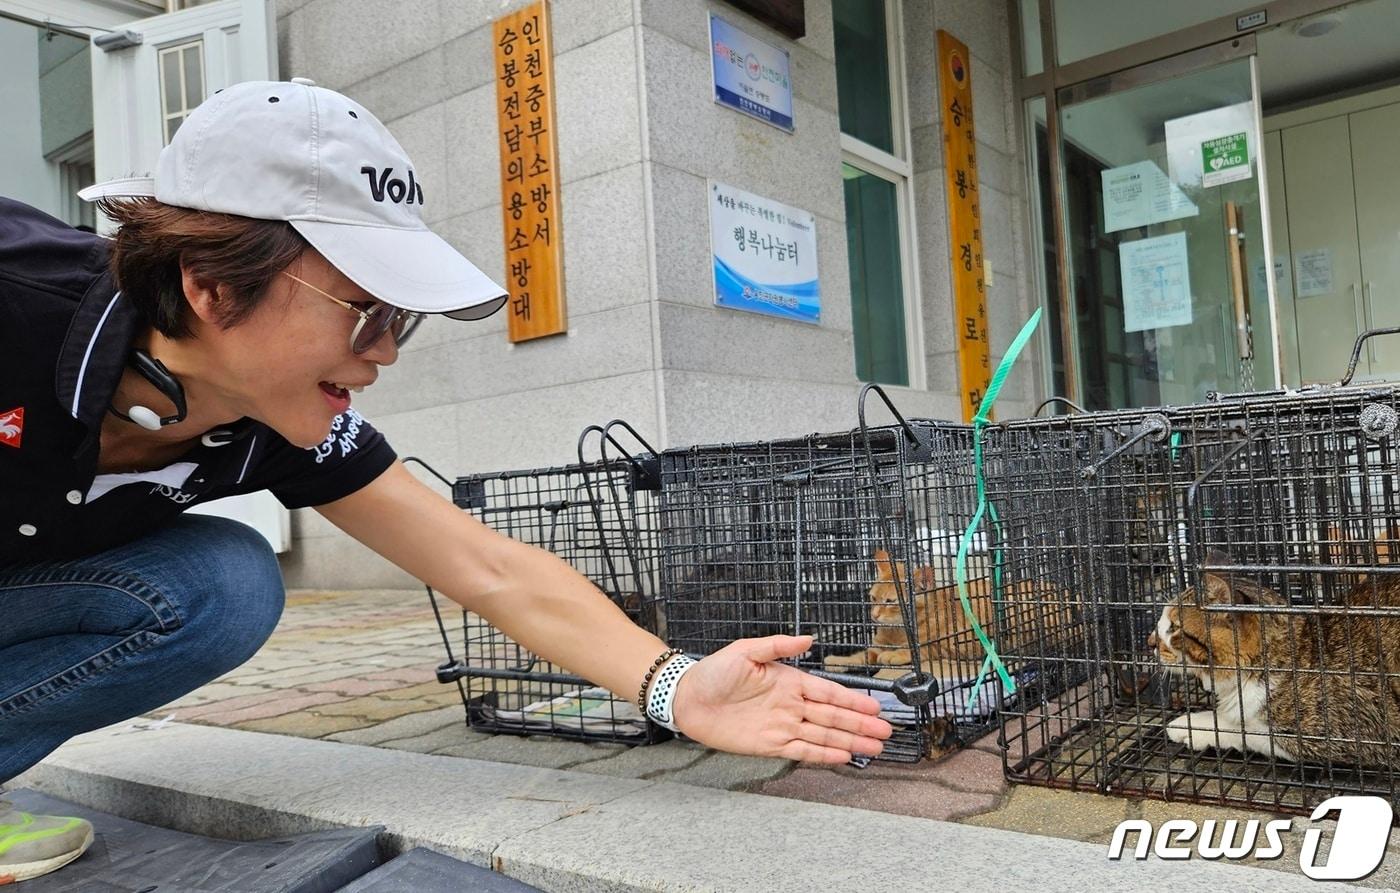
[653,420,929,757]
[986,405,1236,799]
[653,386,1092,761]
[416,422,669,745]
[843,307,1095,762]
[854,388,1091,757]
[993,353,1400,816]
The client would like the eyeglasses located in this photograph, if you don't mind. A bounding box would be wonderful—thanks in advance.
[281,272,424,355]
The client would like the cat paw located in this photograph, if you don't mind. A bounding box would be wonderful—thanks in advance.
[1165,720,1191,746]
[1165,712,1219,749]
[822,652,868,670]
[1186,729,1232,751]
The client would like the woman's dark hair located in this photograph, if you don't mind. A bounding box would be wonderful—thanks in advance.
[97,198,308,338]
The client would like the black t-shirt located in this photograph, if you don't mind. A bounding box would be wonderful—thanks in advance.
[0,197,397,564]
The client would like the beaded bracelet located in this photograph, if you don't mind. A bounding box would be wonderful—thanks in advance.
[637,647,683,713]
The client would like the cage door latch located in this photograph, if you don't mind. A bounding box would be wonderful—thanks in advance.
[1359,403,1398,441]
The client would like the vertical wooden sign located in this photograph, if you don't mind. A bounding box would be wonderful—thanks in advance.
[495,1,566,342]
[937,30,989,421]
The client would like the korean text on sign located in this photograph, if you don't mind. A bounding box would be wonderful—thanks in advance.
[495,0,565,341]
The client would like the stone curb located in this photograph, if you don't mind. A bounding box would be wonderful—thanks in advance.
[15,722,1349,893]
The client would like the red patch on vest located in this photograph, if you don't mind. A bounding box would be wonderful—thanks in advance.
[0,407,23,449]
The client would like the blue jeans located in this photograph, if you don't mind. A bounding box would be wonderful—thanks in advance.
[0,515,286,783]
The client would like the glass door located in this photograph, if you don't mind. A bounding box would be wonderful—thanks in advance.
[1055,43,1276,408]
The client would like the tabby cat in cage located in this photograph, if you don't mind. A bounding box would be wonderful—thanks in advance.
[1151,571,1400,765]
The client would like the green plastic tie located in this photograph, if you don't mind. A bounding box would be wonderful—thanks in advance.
[955,308,1043,711]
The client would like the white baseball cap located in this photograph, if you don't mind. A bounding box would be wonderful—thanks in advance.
[79,78,507,321]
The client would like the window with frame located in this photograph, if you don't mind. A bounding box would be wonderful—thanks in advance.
[158,40,204,145]
[835,0,916,387]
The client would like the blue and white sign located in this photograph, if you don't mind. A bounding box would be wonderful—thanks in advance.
[709,180,819,324]
[710,14,794,132]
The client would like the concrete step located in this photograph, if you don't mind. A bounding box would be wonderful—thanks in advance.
[4,789,380,891]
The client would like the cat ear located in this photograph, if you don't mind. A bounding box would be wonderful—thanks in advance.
[913,565,937,589]
[1203,548,1233,568]
[1231,578,1282,605]
[1201,573,1233,602]
[873,549,894,580]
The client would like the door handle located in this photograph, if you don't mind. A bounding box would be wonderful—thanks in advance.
[1225,202,1252,360]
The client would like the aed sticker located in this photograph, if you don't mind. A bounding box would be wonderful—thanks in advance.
[1201,132,1251,187]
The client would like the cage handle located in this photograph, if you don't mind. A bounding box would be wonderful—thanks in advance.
[855,381,931,674]
[1032,396,1088,417]
[1339,326,1400,386]
[1079,413,1171,480]
[600,418,661,464]
[806,669,937,707]
[400,456,454,490]
[856,382,924,449]
[576,424,605,464]
[575,424,632,606]
[577,421,661,622]
[401,456,475,692]
[577,419,661,489]
[576,423,618,468]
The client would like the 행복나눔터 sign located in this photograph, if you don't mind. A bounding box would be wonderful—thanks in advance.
[709,180,819,323]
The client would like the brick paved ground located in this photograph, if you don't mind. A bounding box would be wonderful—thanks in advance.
[152,589,785,781]
[143,589,1400,887]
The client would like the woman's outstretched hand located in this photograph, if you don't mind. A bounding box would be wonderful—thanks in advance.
[669,634,893,763]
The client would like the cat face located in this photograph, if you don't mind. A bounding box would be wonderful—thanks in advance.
[870,549,935,613]
[1150,573,1279,683]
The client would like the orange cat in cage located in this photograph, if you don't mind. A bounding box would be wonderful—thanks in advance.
[823,550,1075,677]
[823,550,982,675]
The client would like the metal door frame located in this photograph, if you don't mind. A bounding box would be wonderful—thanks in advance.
[1011,0,1359,403]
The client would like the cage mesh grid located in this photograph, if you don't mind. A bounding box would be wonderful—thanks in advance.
[654,419,1088,761]
[990,387,1400,816]
[439,452,667,745]
[656,426,934,760]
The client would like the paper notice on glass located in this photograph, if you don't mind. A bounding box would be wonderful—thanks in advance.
[1120,232,1191,333]
[1254,255,1291,300]
[1101,161,1199,233]
[1294,248,1333,298]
